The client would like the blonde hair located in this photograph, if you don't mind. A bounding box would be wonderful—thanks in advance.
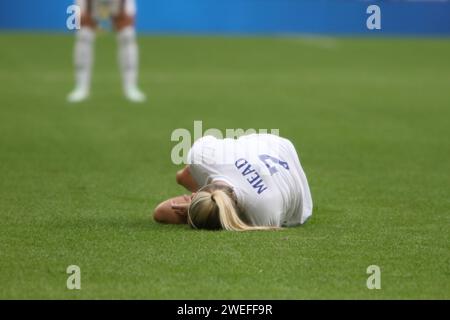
[187,184,279,231]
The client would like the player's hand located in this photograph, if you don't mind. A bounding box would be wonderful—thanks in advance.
[171,195,192,216]
[171,202,189,216]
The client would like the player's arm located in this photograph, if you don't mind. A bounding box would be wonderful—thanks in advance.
[176,165,199,192]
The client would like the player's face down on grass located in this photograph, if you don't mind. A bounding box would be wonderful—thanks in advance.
[155,182,278,231]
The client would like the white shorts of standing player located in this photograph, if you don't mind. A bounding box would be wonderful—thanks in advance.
[67,0,146,103]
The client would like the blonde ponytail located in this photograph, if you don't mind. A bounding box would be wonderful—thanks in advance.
[188,184,279,231]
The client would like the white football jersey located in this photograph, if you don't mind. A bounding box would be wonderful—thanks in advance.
[187,134,313,227]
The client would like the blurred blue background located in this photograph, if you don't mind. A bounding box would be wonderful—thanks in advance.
[0,0,449,36]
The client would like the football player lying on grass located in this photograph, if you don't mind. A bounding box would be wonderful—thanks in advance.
[153,134,313,231]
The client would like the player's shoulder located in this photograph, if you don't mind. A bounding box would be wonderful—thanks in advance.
[193,135,218,145]
[188,135,220,164]
[190,135,218,152]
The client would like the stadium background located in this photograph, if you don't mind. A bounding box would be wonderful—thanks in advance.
[1,0,450,35]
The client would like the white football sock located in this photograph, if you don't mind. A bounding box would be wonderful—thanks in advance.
[73,27,95,92]
[117,26,139,92]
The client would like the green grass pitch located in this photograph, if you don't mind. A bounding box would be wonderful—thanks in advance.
[0,33,449,299]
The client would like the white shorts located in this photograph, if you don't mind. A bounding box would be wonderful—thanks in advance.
[76,0,136,18]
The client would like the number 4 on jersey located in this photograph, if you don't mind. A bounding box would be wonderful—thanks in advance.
[258,154,289,175]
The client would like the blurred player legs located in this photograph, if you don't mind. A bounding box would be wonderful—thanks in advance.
[67,0,146,103]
